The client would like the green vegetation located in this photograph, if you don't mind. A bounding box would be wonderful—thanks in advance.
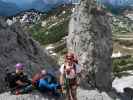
[113,39,133,47]
[26,5,73,45]
[112,16,133,35]
[28,19,69,45]
[113,57,133,77]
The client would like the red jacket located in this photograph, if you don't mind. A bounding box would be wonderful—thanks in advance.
[32,73,43,86]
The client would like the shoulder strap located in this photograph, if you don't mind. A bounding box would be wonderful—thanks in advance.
[63,65,66,76]
[64,65,66,70]
[73,64,76,74]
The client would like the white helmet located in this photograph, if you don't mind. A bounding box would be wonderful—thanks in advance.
[41,69,47,75]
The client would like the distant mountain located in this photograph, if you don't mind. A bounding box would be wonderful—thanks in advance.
[0,0,20,16]
[30,0,70,12]
[0,0,71,16]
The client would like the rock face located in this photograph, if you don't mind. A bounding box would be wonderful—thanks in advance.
[0,92,63,100]
[67,0,113,90]
[0,88,120,100]
[0,17,59,93]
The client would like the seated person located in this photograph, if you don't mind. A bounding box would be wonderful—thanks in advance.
[32,69,61,96]
[5,63,31,95]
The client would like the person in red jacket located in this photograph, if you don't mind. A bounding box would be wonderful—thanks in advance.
[32,69,61,96]
[32,70,47,87]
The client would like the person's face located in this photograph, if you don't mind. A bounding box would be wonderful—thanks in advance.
[66,57,74,65]
[16,69,23,74]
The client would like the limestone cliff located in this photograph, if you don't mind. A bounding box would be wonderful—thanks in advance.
[0,17,59,92]
[67,0,113,90]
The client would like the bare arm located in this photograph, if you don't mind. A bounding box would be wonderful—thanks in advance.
[60,74,64,85]
[16,80,25,85]
[59,64,65,85]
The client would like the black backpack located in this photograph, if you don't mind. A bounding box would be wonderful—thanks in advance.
[5,70,17,89]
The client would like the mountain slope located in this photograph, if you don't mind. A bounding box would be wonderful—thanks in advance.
[30,0,70,12]
[27,4,73,45]
[0,17,59,92]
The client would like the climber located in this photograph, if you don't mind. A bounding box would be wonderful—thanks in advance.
[32,69,62,97]
[8,68,62,96]
[5,63,31,95]
[59,52,82,100]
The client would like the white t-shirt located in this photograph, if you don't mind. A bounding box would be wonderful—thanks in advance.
[60,63,82,79]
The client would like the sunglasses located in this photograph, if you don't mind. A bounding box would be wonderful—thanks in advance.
[67,57,75,61]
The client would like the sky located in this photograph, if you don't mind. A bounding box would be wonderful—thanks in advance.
[2,0,35,4]
[1,0,60,6]
[1,0,73,5]
[0,0,81,7]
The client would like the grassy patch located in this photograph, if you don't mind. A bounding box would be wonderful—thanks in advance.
[113,57,133,77]
[114,39,133,47]
[28,19,69,45]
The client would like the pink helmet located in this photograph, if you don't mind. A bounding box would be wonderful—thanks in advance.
[15,63,24,70]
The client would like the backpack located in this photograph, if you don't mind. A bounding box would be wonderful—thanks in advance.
[42,73,57,84]
[5,71,16,89]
